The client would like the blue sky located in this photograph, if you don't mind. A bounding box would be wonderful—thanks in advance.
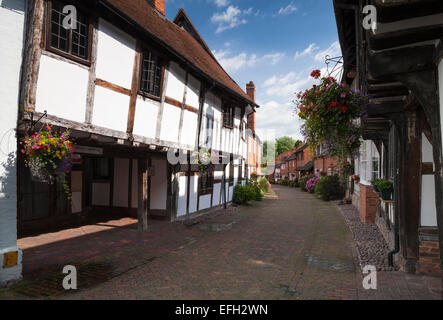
[165,0,342,141]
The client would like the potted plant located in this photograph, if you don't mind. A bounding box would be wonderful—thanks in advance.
[378,179,393,200]
[371,178,381,192]
[352,174,360,184]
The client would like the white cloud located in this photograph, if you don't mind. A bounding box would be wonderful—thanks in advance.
[214,0,229,7]
[213,50,285,72]
[211,6,248,33]
[278,3,298,15]
[294,43,319,60]
[314,41,341,61]
[263,53,285,65]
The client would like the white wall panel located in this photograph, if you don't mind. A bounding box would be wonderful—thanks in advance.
[186,74,200,108]
[177,175,188,217]
[181,111,198,146]
[160,104,181,142]
[36,55,88,122]
[199,195,211,211]
[189,175,198,214]
[212,183,221,207]
[165,61,186,102]
[96,19,135,89]
[92,86,129,132]
[133,97,159,139]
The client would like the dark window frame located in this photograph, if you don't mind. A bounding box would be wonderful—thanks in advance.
[92,157,112,181]
[45,0,94,66]
[138,45,165,101]
[199,169,214,195]
[222,101,235,129]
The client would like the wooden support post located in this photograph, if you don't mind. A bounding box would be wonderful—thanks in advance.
[137,158,148,232]
[397,110,422,272]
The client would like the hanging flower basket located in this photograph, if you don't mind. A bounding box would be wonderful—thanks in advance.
[21,126,74,197]
[296,70,369,157]
[352,174,360,184]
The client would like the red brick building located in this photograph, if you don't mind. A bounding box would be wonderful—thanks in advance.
[313,145,339,177]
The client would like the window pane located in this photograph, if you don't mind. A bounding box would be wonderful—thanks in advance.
[50,1,69,53]
[141,49,162,97]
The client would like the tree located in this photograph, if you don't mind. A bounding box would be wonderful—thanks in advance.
[276,137,296,156]
[294,140,303,149]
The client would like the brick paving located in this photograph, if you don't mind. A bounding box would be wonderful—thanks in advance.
[1,185,442,300]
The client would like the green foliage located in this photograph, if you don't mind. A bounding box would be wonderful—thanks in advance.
[252,183,264,201]
[294,140,303,149]
[289,179,299,188]
[314,175,343,201]
[233,184,256,205]
[377,179,393,191]
[259,177,270,193]
[299,175,316,192]
[371,178,380,186]
[269,178,276,184]
[279,179,289,186]
[276,136,296,156]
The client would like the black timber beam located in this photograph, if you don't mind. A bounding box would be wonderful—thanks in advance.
[367,100,405,116]
[368,45,435,79]
[375,0,443,23]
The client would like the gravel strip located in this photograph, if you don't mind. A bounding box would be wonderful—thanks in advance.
[336,203,397,272]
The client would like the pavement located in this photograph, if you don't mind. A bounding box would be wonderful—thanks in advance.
[1,185,442,300]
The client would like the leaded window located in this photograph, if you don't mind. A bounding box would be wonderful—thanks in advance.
[47,0,91,62]
[140,49,163,98]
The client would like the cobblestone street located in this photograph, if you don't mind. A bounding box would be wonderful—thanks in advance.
[1,186,442,300]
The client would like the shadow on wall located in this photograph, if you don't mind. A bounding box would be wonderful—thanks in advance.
[0,0,25,12]
[0,152,17,199]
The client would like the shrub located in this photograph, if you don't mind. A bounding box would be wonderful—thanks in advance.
[306,177,320,193]
[233,184,257,204]
[299,175,316,191]
[259,177,270,193]
[269,178,276,185]
[279,179,289,186]
[252,183,264,201]
[314,175,342,201]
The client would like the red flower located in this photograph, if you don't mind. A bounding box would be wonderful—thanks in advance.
[342,106,347,113]
[310,69,321,79]
[45,126,51,131]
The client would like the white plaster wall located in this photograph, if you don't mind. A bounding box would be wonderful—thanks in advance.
[212,183,221,206]
[92,182,110,206]
[113,158,129,208]
[177,175,187,217]
[160,104,181,142]
[189,175,198,214]
[199,194,211,211]
[165,61,186,102]
[186,74,200,108]
[421,134,437,227]
[133,97,159,140]
[0,0,25,286]
[36,54,88,123]
[95,18,135,89]
[180,110,198,147]
[150,159,167,210]
[92,86,129,132]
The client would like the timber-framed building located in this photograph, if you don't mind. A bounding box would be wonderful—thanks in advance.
[334,0,443,276]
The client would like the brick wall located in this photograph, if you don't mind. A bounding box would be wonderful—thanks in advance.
[359,184,379,223]
[418,239,441,276]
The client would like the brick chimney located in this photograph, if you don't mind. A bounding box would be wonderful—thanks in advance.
[246,81,256,132]
[246,81,255,102]
[151,0,165,16]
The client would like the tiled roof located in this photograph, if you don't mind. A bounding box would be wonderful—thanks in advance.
[104,0,256,105]
[296,161,314,172]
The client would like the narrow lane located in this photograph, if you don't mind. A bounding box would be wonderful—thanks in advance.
[67,185,359,300]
